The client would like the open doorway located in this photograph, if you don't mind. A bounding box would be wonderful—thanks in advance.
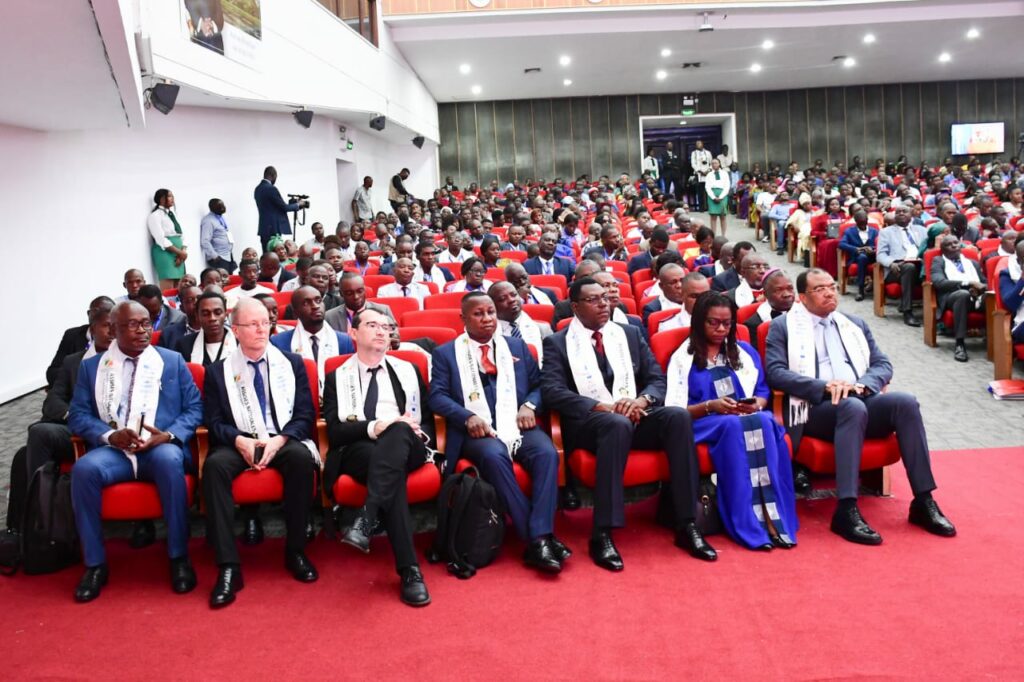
[336,158,359,224]
[639,113,737,209]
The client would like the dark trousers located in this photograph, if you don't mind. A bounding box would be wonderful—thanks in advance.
[691,177,706,212]
[331,423,426,572]
[206,256,236,274]
[663,171,684,202]
[571,406,698,530]
[939,289,981,341]
[884,262,918,312]
[460,428,558,542]
[842,250,875,292]
[202,440,316,566]
[802,392,936,500]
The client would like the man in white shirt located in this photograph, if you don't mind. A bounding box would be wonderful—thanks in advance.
[200,198,236,273]
[690,141,713,212]
[438,232,470,264]
[716,144,733,170]
[377,258,430,306]
[301,222,326,256]
[224,259,275,310]
[352,176,375,222]
[335,223,357,260]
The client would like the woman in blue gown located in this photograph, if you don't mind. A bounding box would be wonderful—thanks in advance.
[664,291,798,550]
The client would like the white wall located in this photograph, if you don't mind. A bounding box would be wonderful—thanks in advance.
[0,105,437,402]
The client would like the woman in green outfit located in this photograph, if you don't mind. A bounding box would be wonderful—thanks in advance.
[147,188,189,289]
[705,158,732,236]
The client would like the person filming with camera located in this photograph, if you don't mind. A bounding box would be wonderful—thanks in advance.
[254,165,309,253]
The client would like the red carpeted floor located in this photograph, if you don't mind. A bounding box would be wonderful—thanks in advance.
[2,447,1022,680]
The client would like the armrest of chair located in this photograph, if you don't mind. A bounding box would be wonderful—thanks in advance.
[992,307,1014,380]
[837,248,848,294]
[872,262,885,317]
[192,426,208,471]
[808,234,819,267]
[548,411,565,486]
[985,291,996,360]
[434,415,446,455]
[922,281,937,346]
[316,419,328,464]
[771,390,785,424]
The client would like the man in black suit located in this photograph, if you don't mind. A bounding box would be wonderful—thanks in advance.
[711,241,755,292]
[641,263,687,326]
[137,284,185,333]
[202,297,320,608]
[45,296,114,387]
[158,286,202,353]
[541,277,717,571]
[378,238,414,276]
[550,260,607,327]
[660,142,684,202]
[322,308,435,607]
[254,166,309,253]
[524,232,574,281]
[627,229,671,276]
[931,235,987,362]
[744,269,795,352]
[258,251,297,290]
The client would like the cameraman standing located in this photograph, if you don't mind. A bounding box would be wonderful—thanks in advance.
[389,168,411,212]
[254,166,308,253]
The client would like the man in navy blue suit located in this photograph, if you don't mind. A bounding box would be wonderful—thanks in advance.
[838,210,878,301]
[429,292,568,573]
[524,232,574,281]
[254,166,308,253]
[68,301,204,602]
[541,277,717,571]
[202,297,320,608]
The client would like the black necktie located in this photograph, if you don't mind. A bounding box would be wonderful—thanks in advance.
[310,335,320,364]
[364,366,381,420]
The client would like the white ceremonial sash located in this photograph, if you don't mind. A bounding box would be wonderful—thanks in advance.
[334,354,422,423]
[665,338,759,408]
[755,301,773,323]
[95,344,164,476]
[224,345,319,464]
[733,279,759,307]
[657,295,682,312]
[527,287,554,306]
[454,334,521,457]
[413,264,446,284]
[566,317,636,403]
[190,328,236,365]
[291,325,338,397]
[501,313,544,367]
[784,303,870,426]
[942,256,981,285]
[611,307,629,325]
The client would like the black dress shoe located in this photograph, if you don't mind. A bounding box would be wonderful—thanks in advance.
[559,487,581,511]
[209,565,244,609]
[588,532,623,572]
[340,510,375,554]
[903,312,922,328]
[953,343,968,363]
[242,516,264,546]
[285,551,319,583]
[75,564,109,603]
[674,521,718,561]
[830,504,883,545]
[399,566,431,607]
[792,465,812,495]
[170,556,197,594]
[130,520,156,549]
[524,538,562,574]
[770,534,796,550]
[909,497,957,537]
[776,248,785,256]
[550,536,572,563]
[855,290,866,302]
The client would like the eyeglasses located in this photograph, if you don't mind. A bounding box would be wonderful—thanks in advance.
[578,295,610,305]
[361,321,397,333]
[743,262,770,271]
[808,284,839,295]
[119,319,153,332]
[704,318,732,329]
[235,321,273,330]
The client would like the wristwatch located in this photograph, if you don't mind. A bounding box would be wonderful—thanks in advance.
[638,394,656,406]
[522,401,537,411]
[167,433,183,447]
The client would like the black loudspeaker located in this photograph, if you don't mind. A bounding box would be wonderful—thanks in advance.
[369,115,386,131]
[293,110,314,128]
[150,83,180,115]
[412,135,425,149]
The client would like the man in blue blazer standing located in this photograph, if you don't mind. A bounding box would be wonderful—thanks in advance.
[68,301,203,602]
[429,292,567,573]
[254,166,308,253]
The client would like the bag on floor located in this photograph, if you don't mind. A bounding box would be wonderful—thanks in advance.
[19,461,80,575]
[656,476,722,536]
[427,466,505,579]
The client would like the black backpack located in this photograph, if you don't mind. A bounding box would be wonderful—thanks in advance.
[15,462,80,575]
[427,466,505,579]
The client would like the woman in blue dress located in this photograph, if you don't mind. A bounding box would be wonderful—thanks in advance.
[664,291,798,550]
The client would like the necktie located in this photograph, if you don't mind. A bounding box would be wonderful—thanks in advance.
[310,335,320,364]
[954,259,965,273]
[364,366,381,420]
[820,319,857,383]
[121,357,138,421]
[424,272,432,282]
[544,260,552,275]
[248,360,268,424]
[479,345,498,375]
[402,285,409,297]
[592,331,605,355]
[509,321,523,339]
[903,227,916,247]
[592,331,613,388]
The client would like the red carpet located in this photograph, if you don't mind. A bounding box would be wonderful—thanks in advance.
[2,447,1022,680]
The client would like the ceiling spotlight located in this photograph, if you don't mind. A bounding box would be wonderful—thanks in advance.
[679,121,688,126]
[563,78,572,86]
[661,48,672,57]
[146,82,180,115]
[655,69,668,80]
[750,63,762,73]
[471,84,482,95]
[842,57,856,68]
[459,63,471,75]
[761,39,775,50]
[938,52,952,63]
[559,55,571,66]
[863,33,876,44]
[293,110,313,128]
[966,27,980,39]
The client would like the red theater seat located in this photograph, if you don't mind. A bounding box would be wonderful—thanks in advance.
[403,308,464,332]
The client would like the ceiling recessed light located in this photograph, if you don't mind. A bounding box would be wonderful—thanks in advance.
[966,27,980,39]
[563,78,572,86]
[655,69,668,80]
[471,85,482,95]
[863,33,876,44]
[761,39,774,50]
[750,62,762,73]
[679,121,688,126]
[843,56,856,68]
[660,48,672,57]
[559,55,571,66]
[938,52,952,63]
[459,63,471,75]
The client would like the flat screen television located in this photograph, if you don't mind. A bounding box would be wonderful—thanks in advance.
[951,122,1004,155]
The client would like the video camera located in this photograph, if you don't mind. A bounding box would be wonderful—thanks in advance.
[288,193,310,206]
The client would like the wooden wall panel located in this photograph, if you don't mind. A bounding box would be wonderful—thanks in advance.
[551,98,574,180]
[826,87,846,167]
[882,84,903,162]
[475,102,498,185]
[746,92,767,168]
[608,96,631,176]
[437,103,460,185]
[590,96,612,178]
[957,80,978,121]
[625,95,642,176]
[920,82,942,164]
[764,90,789,168]
[994,80,1016,158]
[937,81,958,161]
[901,83,922,165]
[493,101,515,184]
[455,102,478,185]
[787,89,809,167]
[806,88,828,165]
[513,100,535,181]
[570,98,592,179]
[845,85,866,167]
[532,99,555,181]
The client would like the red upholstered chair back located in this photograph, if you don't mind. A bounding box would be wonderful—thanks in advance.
[364,274,396,291]
[736,302,762,324]
[227,275,242,286]
[300,358,320,420]
[403,309,464,332]
[607,260,627,273]
[631,270,653,286]
[163,288,179,298]
[370,296,419,321]
[259,282,279,293]
[522,304,555,324]
[619,298,637,315]
[499,251,528,263]
[438,262,463,280]
[326,350,431,388]
[529,274,568,299]
[399,326,459,346]
[975,238,1000,252]
[186,362,205,398]
[150,331,162,346]
[617,282,634,301]
[651,328,690,370]
[424,291,468,310]
[271,291,292,312]
[757,321,771,364]
[647,308,681,337]
[556,318,571,331]
[633,278,654,301]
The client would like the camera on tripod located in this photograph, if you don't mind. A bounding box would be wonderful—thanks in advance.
[288,193,310,207]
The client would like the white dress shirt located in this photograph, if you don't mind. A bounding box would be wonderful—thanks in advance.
[359,359,401,439]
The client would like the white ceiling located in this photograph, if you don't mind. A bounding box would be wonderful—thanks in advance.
[388,0,1024,102]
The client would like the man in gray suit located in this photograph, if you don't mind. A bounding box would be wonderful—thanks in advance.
[876,205,927,327]
[324,273,394,333]
[765,268,955,546]
[931,235,986,363]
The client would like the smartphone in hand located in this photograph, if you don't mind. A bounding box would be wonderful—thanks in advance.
[253,445,266,467]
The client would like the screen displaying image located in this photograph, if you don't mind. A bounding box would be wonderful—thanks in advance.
[951,122,1004,155]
